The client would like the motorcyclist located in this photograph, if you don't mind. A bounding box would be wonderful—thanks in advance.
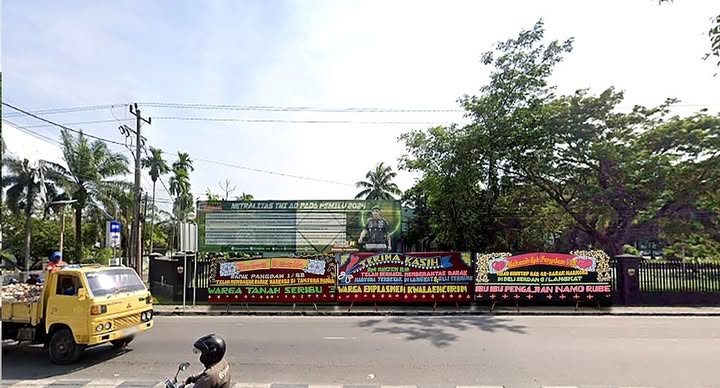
[183,334,231,388]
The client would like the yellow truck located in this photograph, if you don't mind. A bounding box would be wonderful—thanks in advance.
[1,264,154,364]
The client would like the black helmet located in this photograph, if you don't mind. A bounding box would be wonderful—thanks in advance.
[193,334,226,368]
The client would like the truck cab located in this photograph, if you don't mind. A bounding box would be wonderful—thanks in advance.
[2,264,154,364]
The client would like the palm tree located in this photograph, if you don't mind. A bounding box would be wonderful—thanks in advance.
[172,152,194,172]
[169,152,194,221]
[355,162,403,200]
[2,157,57,271]
[46,130,130,261]
[142,147,170,254]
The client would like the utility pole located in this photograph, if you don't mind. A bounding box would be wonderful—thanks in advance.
[143,192,149,255]
[119,103,151,275]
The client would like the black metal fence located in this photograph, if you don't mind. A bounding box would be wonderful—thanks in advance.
[637,260,720,305]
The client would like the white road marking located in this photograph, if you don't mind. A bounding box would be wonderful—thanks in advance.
[83,380,126,388]
[233,383,272,388]
[323,336,345,340]
[456,385,505,388]
[308,385,343,388]
[7,380,57,388]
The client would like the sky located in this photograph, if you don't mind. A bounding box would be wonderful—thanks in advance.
[2,0,719,212]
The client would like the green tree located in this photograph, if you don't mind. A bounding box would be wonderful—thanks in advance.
[236,192,254,202]
[205,188,221,202]
[401,20,720,255]
[169,152,194,221]
[142,147,171,254]
[169,168,193,220]
[400,185,435,251]
[0,202,76,268]
[2,157,58,270]
[355,162,403,200]
[400,21,573,252]
[47,130,130,261]
[172,152,194,172]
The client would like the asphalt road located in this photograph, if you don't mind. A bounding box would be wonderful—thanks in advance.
[2,315,719,388]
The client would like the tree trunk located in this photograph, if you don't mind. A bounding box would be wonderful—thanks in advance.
[74,205,83,263]
[23,193,33,273]
[149,181,157,255]
[589,230,623,257]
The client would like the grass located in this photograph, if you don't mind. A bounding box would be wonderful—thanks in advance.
[152,294,175,305]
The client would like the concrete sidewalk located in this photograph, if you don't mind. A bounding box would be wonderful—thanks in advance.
[152,303,720,316]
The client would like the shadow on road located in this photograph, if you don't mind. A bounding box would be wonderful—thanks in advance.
[1,342,132,379]
[357,316,526,348]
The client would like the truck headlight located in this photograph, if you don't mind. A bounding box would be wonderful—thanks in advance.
[96,323,104,332]
[105,322,112,330]
[91,305,108,315]
[141,310,153,321]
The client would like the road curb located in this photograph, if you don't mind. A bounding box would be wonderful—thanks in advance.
[152,309,720,317]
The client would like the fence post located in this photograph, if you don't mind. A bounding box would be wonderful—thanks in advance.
[615,254,642,305]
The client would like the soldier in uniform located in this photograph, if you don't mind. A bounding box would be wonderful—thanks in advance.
[358,206,392,252]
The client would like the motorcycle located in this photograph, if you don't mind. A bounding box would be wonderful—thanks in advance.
[165,362,191,388]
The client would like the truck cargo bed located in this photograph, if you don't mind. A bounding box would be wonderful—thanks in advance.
[1,301,40,324]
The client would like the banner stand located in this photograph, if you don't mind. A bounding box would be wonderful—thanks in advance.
[456,302,460,312]
[313,303,319,312]
[432,301,437,312]
[489,301,521,312]
[347,301,354,312]
[574,300,603,311]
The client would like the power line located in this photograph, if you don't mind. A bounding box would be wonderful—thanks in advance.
[4,119,159,193]
[5,103,358,187]
[2,103,130,118]
[7,101,717,121]
[16,116,452,127]
[21,119,131,128]
[151,116,451,125]
[139,102,464,113]
[194,157,354,187]
[2,102,126,146]
[3,120,64,146]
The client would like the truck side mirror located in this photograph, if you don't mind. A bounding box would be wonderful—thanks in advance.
[77,287,88,300]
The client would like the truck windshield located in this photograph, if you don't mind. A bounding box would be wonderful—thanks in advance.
[84,268,146,297]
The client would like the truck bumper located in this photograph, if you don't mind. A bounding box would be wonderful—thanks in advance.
[88,319,154,346]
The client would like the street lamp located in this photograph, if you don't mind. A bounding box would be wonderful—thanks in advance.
[49,199,78,257]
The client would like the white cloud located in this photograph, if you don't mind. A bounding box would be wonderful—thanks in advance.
[3,0,719,204]
[2,121,68,169]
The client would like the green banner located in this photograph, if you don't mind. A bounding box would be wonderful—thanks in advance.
[198,200,401,253]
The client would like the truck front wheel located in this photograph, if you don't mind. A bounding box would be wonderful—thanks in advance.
[48,328,83,364]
